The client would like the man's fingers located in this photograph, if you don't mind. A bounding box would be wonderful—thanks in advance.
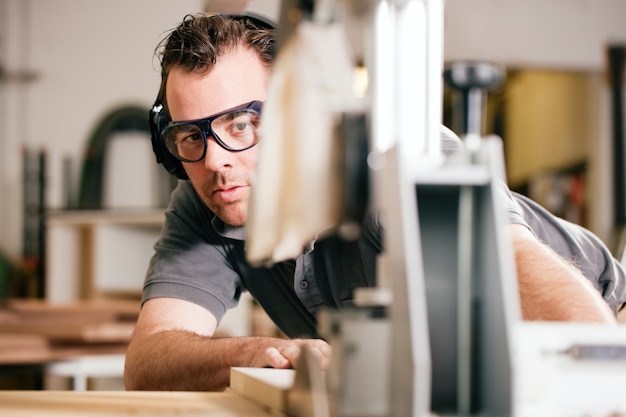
[315,342,332,358]
[264,340,332,370]
[290,344,331,370]
[264,346,292,368]
[306,345,331,370]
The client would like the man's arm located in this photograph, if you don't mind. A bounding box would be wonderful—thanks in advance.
[124,297,331,391]
[509,224,617,323]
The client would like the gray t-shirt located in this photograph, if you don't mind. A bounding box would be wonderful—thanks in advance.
[144,178,381,338]
[142,134,626,337]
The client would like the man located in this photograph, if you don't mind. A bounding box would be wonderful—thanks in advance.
[124,13,625,391]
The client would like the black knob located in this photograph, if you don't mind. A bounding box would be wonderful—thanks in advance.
[443,61,505,92]
[443,61,505,136]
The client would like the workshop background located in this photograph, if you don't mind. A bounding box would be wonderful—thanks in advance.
[0,0,624,390]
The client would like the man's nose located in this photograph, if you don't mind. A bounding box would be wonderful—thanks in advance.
[203,136,233,169]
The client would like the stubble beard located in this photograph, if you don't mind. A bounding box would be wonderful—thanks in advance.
[194,173,249,227]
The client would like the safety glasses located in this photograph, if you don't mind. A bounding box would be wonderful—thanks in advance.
[162,100,263,162]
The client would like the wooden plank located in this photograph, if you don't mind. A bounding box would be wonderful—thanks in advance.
[0,333,49,349]
[230,367,295,412]
[0,341,127,365]
[0,299,138,344]
[0,391,285,416]
[0,333,52,364]
[6,298,140,318]
[0,299,136,364]
[0,322,135,343]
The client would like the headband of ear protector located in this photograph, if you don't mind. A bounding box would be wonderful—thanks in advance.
[149,12,277,179]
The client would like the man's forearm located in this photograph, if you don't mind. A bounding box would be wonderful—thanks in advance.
[125,330,274,391]
[511,226,616,323]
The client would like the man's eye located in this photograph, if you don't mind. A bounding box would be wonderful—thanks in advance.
[231,122,251,133]
[226,113,259,135]
[179,133,203,143]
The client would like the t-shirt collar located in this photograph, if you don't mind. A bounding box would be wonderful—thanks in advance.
[211,215,246,240]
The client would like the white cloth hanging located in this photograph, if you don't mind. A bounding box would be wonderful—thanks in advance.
[246,20,356,265]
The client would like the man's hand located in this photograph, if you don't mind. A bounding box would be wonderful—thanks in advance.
[263,338,332,370]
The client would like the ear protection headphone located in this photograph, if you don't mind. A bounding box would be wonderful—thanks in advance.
[149,12,277,180]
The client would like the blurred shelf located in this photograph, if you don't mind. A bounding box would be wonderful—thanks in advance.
[45,209,165,303]
[46,209,165,227]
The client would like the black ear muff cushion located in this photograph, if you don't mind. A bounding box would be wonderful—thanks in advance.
[149,103,188,179]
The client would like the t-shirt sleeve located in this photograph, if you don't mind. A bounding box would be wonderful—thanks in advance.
[141,181,243,323]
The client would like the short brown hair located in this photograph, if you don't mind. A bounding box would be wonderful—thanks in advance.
[154,14,275,111]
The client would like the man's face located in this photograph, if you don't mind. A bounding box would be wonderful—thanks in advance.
[165,47,270,226]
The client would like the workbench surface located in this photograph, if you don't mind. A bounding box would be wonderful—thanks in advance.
[0,390,285,416]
